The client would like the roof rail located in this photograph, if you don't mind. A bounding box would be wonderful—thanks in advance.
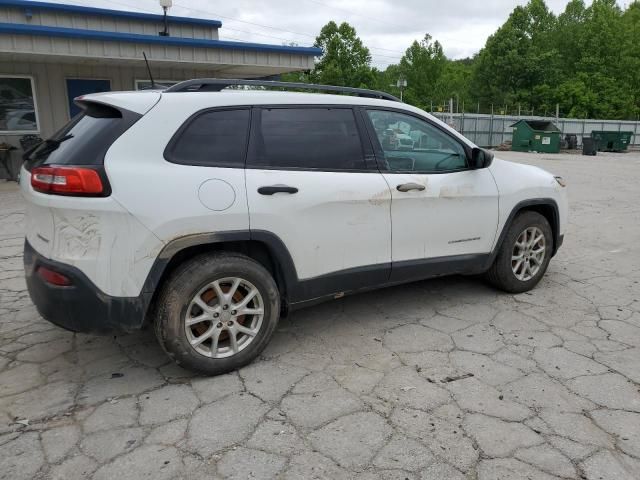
[164,78,400,101]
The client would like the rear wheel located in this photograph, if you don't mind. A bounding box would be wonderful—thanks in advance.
[154,252,280,375]
[486,211,553,293]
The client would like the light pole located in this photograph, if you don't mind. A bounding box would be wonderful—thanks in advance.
[396,77,407,102]
[159,0,172,36]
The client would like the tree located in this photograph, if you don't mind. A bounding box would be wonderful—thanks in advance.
[554,0,587,75]
[310,21,375,88]
[471,0,559,110]
[551,0,629,117]
[290,1,640,119]
[621,1,640,117]
[434,60,473,111]
[396,34,447,108]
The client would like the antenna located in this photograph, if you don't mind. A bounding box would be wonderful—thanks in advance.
[142,51,157,89]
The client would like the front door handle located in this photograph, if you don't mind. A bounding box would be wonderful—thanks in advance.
[396,183,425,192]
[258,185,299,195]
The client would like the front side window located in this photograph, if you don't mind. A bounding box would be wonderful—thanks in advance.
[250,108,366,170]
[0,76,38,133]
[367,110,467,172]
[165,109,251,168]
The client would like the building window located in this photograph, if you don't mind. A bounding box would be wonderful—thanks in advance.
[0,76,39,134]
[134,79,178,90]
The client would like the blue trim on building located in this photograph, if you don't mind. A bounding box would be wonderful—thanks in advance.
[0,0,223,28]
[0,22,323,55]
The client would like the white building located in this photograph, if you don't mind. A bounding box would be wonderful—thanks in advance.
[0,0,320,165]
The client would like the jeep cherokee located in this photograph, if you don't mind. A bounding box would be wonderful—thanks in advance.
[21,79,568,375]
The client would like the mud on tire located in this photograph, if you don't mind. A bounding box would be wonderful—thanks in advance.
[154,252,280,375]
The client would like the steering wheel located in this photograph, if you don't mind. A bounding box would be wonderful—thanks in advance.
[433,153,461,171]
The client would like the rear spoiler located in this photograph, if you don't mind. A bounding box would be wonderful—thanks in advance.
[74,91,162,116]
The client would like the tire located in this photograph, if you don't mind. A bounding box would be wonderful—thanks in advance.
[154,252,280,375]
[485,211,553,293]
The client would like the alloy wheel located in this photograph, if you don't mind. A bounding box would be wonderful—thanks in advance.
[511,226,546,281]
[184,277,264,358]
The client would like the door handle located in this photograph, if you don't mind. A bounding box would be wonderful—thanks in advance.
[257,185,299,195]
[396,183,425,192]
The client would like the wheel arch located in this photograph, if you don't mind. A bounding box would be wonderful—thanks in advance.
[141,230,298,322]
[491,198,561,266]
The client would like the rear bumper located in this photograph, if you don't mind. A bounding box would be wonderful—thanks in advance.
[24,240,149,334]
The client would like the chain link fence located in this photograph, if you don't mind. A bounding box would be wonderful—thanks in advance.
[431,112,640,149]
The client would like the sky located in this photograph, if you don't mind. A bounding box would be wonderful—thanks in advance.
[47,0,627,68]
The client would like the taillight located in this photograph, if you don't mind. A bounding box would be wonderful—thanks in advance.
[31,166,104,196]
[36,266,72,286]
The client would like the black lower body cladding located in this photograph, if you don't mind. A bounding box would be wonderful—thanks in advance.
[23,240,148,334]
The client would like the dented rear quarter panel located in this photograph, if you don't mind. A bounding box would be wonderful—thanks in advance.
[20,171,164,297]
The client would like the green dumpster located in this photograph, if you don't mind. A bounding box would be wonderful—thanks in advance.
[590,131,633,152]
[511,120,561,153]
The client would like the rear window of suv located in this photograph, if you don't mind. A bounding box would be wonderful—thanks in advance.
[164,108,251,168]
[24,102,141,171]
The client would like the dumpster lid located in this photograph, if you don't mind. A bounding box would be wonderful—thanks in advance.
[511,120,561,132]
[591,130,634,135]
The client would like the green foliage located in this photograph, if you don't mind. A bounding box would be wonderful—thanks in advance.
[295,3,640,119]
[621,2,640,117]
[396,35,446,107]
[472,0,561,109]
[309,21,375,88]
[471,0,638,118]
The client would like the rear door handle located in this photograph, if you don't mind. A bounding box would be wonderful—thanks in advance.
[257,185,299,195]
[396,183,425,192]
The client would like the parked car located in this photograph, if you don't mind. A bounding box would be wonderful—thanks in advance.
[5,109,37,131]
[21,79,568,375]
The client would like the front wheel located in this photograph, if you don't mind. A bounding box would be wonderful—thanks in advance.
[485,211,553,293]
[154,252,280,375]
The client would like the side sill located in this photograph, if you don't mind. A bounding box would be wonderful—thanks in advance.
[289,253,490,311]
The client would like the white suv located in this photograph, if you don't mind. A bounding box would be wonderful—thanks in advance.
[21,79,568,375]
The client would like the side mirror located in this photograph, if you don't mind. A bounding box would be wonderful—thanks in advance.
[470,147,494,169]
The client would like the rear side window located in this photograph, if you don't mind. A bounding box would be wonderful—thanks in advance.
[165,109,250,168]
[24,102,141,171]
[249,108,366,170]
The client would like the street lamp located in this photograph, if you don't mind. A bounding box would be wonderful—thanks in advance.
[396,77,407,102]
[159,0,172,36]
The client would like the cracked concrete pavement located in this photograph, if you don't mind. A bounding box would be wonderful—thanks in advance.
[1,150,640,479]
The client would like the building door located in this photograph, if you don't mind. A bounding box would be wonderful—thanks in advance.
[66,79,111,118]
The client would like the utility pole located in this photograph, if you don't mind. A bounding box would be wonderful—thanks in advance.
[489,104,494,148]
[449,98,454,125]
